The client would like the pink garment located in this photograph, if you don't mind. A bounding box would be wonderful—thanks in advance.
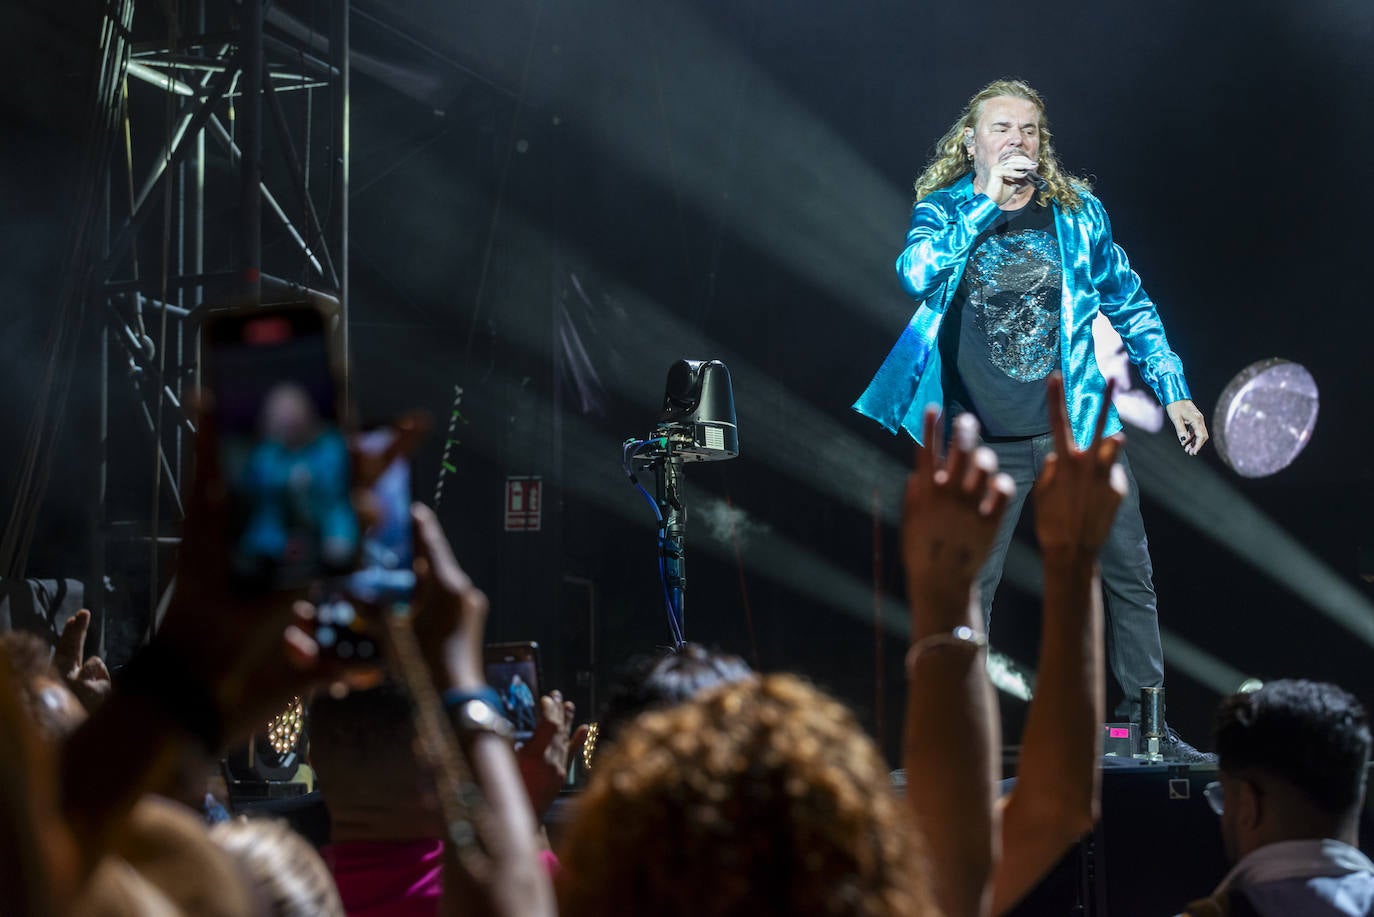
[323,838,561,916]
[324,839,444,917]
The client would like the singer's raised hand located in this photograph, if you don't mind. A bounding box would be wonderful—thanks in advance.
[982,153,1038,205]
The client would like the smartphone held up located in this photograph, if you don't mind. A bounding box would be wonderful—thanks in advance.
[313,426,417,661]
[199,301,427,665]
[484,642,543,741]
[200,302,357,592]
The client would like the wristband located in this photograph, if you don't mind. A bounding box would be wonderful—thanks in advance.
[440,685,505,717]
[441,686,514,740]
[116,641,225,754]
[450,699,516,740]
[905,625,988,676]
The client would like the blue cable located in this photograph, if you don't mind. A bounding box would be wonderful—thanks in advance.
[624,437,682,645]
[633,481,662,521]
[658,551,684,646]
[623,439,666,522]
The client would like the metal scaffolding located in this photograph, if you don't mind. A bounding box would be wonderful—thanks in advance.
[91,0,351,647]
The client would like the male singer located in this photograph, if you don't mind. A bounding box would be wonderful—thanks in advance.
[855,79,1211,762]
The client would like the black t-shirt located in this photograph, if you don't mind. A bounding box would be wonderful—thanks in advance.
[940,198,1062,437]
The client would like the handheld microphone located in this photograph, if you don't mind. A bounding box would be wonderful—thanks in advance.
[1024,169,1049,192]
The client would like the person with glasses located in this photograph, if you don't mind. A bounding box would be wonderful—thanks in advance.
[1180,680,1373,917]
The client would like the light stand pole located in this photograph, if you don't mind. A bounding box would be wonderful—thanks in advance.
[624,359,739,650]
[655,451,686,645]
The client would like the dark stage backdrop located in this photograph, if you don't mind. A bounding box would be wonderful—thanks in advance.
[3,0,1373,762]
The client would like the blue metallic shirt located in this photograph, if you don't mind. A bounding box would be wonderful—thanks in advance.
[853,173,1191,448]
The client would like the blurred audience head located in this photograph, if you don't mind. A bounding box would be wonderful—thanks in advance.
[0,652,78,916]
[106,796,257,917]
[595,642,753,748]
[1213,679,1371,859]
[1,630,88,741]
[309,680,440,841]
[558,673,934,917]
[210,816,345,917]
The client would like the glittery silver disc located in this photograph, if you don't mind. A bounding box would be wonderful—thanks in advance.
[1213,359,1318,478]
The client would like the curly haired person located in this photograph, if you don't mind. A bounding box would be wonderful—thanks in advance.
[557,673,936,917]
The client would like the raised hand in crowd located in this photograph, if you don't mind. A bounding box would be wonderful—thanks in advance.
[1033,375,1127,558]
[902,410,1015,611]
[58,400,364,882]
[990,374,1124,915]
[407,503,557,917]
[517,690,588,822]
[51,608,111,713]
[901,406,1015,917]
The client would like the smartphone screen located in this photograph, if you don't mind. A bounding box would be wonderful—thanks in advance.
[485,642,542,740]
[203,304,357,590]
[312,427,415,661]
[345,427,415,607]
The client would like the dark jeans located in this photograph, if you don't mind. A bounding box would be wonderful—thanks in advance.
[976,433,1164,722]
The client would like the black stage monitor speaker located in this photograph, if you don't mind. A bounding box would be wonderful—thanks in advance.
[1006,761,1227,917]
[1095,763,1229,916]
[926,759,1373,916]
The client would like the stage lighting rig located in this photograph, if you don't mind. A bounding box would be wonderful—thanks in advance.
[623,360,739,649]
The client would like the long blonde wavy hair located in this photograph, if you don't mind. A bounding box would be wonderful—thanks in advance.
[557,674,936,917]
[913,79,1089,211]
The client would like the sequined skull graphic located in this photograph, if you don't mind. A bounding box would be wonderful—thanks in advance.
[965,229,1062,381]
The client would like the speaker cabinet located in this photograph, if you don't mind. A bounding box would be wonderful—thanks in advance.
[1006,762,1227,917]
